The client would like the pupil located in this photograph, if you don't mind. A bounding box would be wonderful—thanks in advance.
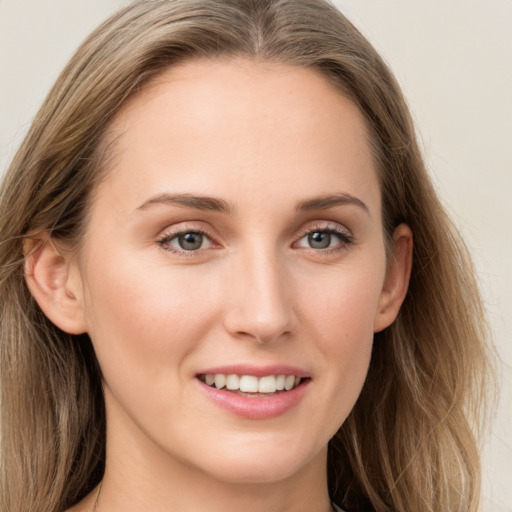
[308,231,331,249]
[179,232,203,250]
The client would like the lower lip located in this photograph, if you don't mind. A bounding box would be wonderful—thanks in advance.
[197,379,310,420]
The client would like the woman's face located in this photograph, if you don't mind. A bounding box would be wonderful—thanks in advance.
[73,59,404,485]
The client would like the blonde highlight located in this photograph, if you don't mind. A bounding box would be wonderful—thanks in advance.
[0,1,493,511]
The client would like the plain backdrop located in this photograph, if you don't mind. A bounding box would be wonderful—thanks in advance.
[1,1,510,510]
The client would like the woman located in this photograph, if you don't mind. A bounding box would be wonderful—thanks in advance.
[0,1,492,511]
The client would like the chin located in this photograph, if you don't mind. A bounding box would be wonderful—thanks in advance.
[203,457,307,485]
[187,436,325,485]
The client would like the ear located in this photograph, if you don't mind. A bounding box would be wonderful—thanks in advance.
[24,235,87,334]
[373,224,413,333]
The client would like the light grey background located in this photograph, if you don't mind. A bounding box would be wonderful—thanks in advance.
[1,1,510,510]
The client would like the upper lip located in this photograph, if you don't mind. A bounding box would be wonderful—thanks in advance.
[196,364,310,379]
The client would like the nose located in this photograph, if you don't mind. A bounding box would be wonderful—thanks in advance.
[223,246,297,344]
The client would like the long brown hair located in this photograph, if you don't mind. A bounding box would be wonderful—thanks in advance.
[0,1,492,510]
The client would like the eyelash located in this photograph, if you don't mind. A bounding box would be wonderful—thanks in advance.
[156,223,354,256]
[156,226,216,256]
[294,224,354,254]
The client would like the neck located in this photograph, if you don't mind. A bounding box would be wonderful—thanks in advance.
[97,445,332,512]
[91,399,332,512]
[96,469,332,512]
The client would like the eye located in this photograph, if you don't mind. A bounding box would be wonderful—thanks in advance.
[158,230,214,253]
[296,227,353,251]
[305,231,333,249]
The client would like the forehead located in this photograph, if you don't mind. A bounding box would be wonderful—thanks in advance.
[96,58,379,216]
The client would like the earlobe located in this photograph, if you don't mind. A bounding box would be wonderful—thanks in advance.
[373,224,413,333]
[24,235,87,335]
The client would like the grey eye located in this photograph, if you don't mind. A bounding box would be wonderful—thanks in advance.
[174,232,205,251]
[296,227,353,251]
[159,229,214,254]
[307,231,332,249]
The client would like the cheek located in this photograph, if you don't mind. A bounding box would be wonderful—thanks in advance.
[299,260,384,343]
[297,261,384,410]
[80,251,222,385]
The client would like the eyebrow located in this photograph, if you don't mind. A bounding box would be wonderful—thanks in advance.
[296,193,370,216]
[136,193,234,213]
[136,192,369,216]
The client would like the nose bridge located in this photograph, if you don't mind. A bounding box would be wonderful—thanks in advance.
[224,239,295,343]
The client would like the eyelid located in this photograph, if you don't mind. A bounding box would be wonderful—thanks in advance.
[154,220,354,256]
[296,220,353,238]
[156,222,220,255]
[293,221,355,250]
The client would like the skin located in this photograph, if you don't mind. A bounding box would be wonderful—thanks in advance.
[27,58,412,512]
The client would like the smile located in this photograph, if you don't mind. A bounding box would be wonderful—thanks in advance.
[198,374,303,394]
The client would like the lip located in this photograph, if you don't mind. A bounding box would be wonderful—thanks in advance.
[195,364,311,420]
[196,364,310,379]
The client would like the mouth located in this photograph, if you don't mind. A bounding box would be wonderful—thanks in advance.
[196,368,311,419]
[197,373,307,397]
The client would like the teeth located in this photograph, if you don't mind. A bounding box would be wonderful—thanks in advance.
[240,375,259,392]
[226,374,240,390]
[258,375,277,393]
[202,373,303,393]
[214,374,226,390]
[284,375,295,391]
